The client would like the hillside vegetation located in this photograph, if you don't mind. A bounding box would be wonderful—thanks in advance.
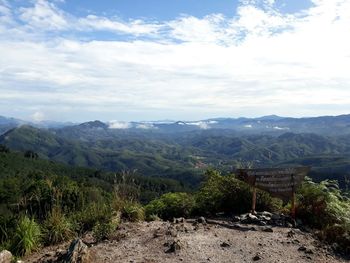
[1,125,350,189]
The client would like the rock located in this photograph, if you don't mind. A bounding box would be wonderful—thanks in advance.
[63,239,91,263]
[232,224,256,232]
[165,240,181,253]
[197,217,206,224]
[232,216,241,222]
[220,242,231,248]
[0,250,12,263]
[173,217,185,224]
[262,227,274,233]
[260,215,271,222]
[287,230,296,238]
[305,249,314,254]
[271,213,281,222]
[298,246,307,252]
[253,253,261,261]
[261,211,273,217]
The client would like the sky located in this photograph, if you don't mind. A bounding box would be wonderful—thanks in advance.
[0,0,350,122]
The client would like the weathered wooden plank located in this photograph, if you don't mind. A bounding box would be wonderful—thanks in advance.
[236,167,310,201]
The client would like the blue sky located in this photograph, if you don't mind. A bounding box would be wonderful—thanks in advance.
[0,0,349,122]
[57,0,312,20]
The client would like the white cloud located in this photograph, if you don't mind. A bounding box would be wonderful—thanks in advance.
[19,0,69,30]
[186,121,211,129]
[136,123,157,129]
[0,0,350,121]
[31,111,45,122]
[78,15,161,35]
[108,121,131,129]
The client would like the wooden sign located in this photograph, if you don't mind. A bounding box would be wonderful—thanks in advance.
[236,167,310,201]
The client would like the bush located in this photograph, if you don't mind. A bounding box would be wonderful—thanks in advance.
[145,192,195,220]
[145,214,161,222]
[297,178,350,254]
[195,170,282,216]
[92,221,116,242]
[195,170,251,215]
[121,201,145,222]
[11,216,41,256]
[70,202,113,234]
[43,207,75,245]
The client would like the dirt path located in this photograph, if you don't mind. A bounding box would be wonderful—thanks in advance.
[87,220,346,263]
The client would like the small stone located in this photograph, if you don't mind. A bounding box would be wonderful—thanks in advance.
[220,242,231,248]
[232,216,241,222]
[262,227,273,233]
[253,254,261,261]
[0,250,12,263]
[197,216,206,224]
[298,246,307,252]
[165,240,181,253]
[305,249,314,254]
[261,211,273,217]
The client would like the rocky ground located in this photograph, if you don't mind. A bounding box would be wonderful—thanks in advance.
[25,213,348,263]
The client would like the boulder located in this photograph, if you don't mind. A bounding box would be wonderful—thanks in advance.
[63,239,91,263]
[0,250,12,263]
[197,217,206,224]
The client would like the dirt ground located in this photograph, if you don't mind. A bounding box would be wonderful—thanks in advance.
[26,219,348,263]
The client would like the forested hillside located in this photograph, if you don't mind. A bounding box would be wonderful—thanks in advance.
[1,124,350,189]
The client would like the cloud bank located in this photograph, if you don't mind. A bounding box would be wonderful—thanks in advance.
[0,0,350,121]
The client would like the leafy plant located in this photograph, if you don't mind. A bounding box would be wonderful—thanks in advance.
[145,192,194,220]
[297,177,350,254]
[92,221,116,242]
[121,201,145,222]
[11,216,41,256]
[43,207,75,245]
[70,202,114,234]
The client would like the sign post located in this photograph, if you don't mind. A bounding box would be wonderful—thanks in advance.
[237,167,310,218]
[251,186,257,214]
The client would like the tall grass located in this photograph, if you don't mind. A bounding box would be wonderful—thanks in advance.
[11,216,41,256]
[43,207,75,245]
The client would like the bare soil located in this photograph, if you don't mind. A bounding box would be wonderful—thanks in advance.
[26,219,348,263]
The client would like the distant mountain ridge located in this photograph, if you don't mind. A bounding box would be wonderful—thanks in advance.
[1,114,350,135]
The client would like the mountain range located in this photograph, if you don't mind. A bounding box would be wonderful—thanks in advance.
[1,113,350,189]
[1,114,350,135]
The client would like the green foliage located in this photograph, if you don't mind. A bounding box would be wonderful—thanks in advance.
[145,214,161,222]
[195,170,251,215]
[121,201,145,222]
[0,144,9,153]
[145,192,195,220]
[11,216,41,256]
[297,177,350,254]
[70,202,114,234]
[195,170,281,215]
[43,207,74,245]
[92,221,117,242]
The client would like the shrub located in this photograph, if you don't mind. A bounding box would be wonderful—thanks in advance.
[297,178,350,254]
[70,202,113,234]
[195,170,251,215]
[256,190,283,212]
[195,170,281,215]
[121,201,145,222]
[145,214,161,222]
[43,207,75,245]
[145,192,195,220]
[11,216,41,256]
[92,221,116,242]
